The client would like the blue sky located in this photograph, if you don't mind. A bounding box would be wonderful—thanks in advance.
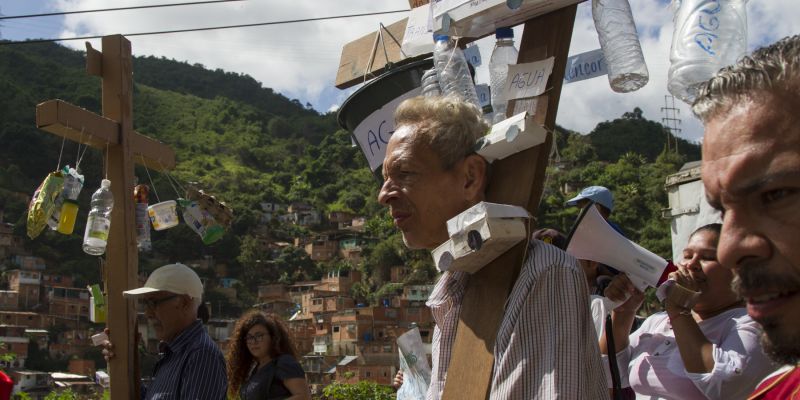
[2,0,798,143]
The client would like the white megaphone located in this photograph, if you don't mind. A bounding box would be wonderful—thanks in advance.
[565,204,675,292]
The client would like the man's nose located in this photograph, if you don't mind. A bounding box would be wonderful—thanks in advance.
[718,212,771,270]
[378,179,397,206]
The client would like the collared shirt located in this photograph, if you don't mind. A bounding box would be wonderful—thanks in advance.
[608,308,776,399]
[426,240,609,400]
[748,365,800,400]
[145,320,227,400]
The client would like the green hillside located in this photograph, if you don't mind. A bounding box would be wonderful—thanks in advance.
[0,41,700,316]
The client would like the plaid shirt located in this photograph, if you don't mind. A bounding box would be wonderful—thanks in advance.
[426,240,609,400]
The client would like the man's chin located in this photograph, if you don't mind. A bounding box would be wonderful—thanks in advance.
[761,321,800,365]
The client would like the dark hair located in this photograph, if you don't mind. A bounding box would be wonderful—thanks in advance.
[691,223,722,244]
[532,228,567,250]
[226,310,298,397]
[197,301,210,324]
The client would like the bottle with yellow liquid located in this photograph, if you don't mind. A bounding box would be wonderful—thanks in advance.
[57,199,79,234]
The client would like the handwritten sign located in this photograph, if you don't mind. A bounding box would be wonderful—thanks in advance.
[353,87,422,172]
[464,44,482,67]
[501,57,554,101]
[402,5,434,57]
[564,49,607,84]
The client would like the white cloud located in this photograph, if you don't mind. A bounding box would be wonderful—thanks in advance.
[44,0,800,143]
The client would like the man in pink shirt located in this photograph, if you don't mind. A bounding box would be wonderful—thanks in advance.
[696,35,800,399]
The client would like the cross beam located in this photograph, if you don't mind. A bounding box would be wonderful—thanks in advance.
[34,35,176,399]
[36,100,175,171]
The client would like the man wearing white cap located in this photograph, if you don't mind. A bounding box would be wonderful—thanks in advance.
[108,263,227,399]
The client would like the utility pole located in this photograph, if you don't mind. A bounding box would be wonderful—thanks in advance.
[661,94,682,154]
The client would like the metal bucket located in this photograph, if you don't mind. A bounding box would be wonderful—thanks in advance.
[337,59,433,179]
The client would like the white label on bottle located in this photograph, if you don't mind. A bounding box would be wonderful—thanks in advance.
[475,84,491,108]
[353,86,422,172]
[564,49,607,84]
[501,57,554,101]
[464,44,481,67]
[87,216,110,241]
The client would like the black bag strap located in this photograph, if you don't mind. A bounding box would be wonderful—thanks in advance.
[605,314,623,400]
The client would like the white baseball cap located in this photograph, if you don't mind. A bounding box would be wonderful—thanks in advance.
[122,263,203,299]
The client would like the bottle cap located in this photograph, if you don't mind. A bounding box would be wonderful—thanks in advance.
[433,34,450,42]
[101,179,111,189]
[495,27,514,39]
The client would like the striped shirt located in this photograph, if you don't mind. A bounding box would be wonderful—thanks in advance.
[145,320,227,400]
[426,240,609,400]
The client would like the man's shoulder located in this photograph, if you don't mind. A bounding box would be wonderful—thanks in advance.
[525,239,580,275]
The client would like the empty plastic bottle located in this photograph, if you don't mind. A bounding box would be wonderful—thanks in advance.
[420,68,442,97]
[83,179,114,256]
[489,27,519,124]
[134,184,151,252]
[592,0,649,92]
[668,0,747,104]
[433,34,481,110]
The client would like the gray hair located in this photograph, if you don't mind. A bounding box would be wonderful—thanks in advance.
[692,35,800,121]
[394,96,489,170]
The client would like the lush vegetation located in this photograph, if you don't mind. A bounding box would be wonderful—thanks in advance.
[0,41,700,321]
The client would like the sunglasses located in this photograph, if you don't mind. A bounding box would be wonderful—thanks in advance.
[142,294,180,310]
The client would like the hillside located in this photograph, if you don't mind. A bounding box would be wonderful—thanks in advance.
[0,41,698,316]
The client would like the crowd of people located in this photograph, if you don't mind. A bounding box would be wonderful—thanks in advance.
[97,35,800,399]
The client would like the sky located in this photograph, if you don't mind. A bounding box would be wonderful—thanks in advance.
[1,0,798,143]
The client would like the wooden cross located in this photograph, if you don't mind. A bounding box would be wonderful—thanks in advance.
[337,2,578,399]
[35,34,175,399]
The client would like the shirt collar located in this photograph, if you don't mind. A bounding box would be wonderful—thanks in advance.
[160,320,204,355]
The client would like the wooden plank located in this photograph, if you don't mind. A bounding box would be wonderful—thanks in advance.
[335,18,409,89]
[36,100,118,149]
[36,99,176,171]
[100,34,140,400]
[440,5,577,400]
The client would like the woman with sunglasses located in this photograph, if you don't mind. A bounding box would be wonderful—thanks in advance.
[227,310,310,400]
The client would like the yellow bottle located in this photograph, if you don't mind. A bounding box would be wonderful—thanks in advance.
[57,199,79,235]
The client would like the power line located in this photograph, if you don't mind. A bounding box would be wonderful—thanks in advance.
[0,0,244,21]
[0,9,409,46]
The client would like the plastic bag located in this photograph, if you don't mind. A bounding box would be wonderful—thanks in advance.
[396,327,431,400]
[27,171,64,239]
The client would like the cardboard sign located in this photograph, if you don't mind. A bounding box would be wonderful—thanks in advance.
[501,57,554,100]
[564,49,607,84]
[402,6,434,57]
[353,87,422,171]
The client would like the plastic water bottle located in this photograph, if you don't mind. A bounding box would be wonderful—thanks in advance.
[134,184,151,252]
[420,68,442,97]
[433,34,481,110]
[592,0,649,92]
[83,179,114,256]
[668,0,747,104]
[489,27,519,124]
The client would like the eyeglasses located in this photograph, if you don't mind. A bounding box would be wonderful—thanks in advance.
[142,294,179,310]
[245,332,267,344]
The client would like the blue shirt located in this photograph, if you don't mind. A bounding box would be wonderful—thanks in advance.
[145,320,227,400]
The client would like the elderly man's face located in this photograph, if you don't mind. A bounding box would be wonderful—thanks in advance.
[702,93,800,364]
[142,291,189,342]
[378,125,478,250]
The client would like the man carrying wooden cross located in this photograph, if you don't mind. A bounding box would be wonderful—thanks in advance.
[378,95,608,399]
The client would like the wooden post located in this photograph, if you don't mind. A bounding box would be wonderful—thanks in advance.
[35,34,175,399]
[441,6,577,400]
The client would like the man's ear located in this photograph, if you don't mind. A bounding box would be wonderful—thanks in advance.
[462,154,488,202]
